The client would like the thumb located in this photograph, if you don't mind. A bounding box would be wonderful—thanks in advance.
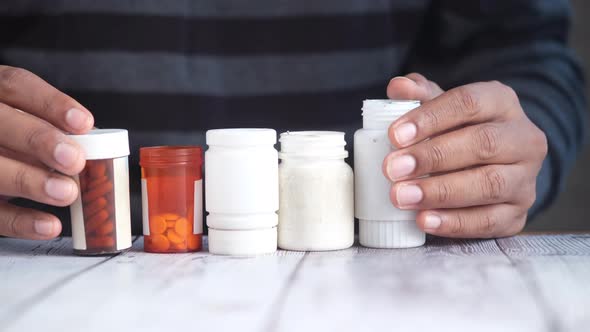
[386,73,444,101]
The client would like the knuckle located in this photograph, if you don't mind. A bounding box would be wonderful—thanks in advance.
[451,86,481,119]
[492,81,521,115]
[449,212,467,234]
[426,144,446,170]
[479,167,508,201]
[435,180,453,204]
[513,215,527,233]
[8,210,23,237]
[24,126,53,154]
[12,165,31,197]
[0,66,31,95]
[480,214,498,234]
[0,203,28,238]
[497,81,520,108]
[532,127,548,159]
[522,184,537,208]
[504,213,527,236]
[42,90,70,116]
[422,109,441,129]
[473,124,501,161]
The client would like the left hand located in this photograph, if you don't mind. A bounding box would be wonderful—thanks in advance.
[383,73,548,238]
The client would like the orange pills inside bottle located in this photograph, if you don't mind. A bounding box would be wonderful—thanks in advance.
[140,146,203,253]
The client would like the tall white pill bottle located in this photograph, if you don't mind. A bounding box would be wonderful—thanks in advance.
[205,128,278,255]
[354,100,425,248]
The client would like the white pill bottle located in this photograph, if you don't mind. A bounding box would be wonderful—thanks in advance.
[205,128,279,255]
[354,100,425,248]
[278,131,354,251]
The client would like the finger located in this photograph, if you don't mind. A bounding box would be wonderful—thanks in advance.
[383,122,527,181]
[386,73,444,101]
[0,146,44,168]
[388,80,520,148]
[0,103,86,175]
[0,65,94,134]
[0,154,79,206]
[416,204,527,238]
[0,201,62,239]
[390,164,532,210]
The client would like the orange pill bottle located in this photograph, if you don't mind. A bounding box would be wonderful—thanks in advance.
[140,146,203,253]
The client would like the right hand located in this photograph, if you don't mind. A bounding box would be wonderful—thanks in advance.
[0,66,94,240]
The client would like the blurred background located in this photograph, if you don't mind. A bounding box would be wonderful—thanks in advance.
[528,0,590,231]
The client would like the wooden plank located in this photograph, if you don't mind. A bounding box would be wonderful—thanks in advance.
[497,234,590,332]
[0,237,119,328]
[5,237,305,332]
[271,237,547,332]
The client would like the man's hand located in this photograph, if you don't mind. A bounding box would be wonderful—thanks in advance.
[0,66,94,240]
[383,73,547,238]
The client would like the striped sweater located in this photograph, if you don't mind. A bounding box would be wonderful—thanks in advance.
[2,0,586,234]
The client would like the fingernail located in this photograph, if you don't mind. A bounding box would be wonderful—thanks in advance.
[54,142,80,168]
[65,108,91,131]
[391,76,416,84]
[424,214,442,229]
[34,219,55,236]
[396,184,423,206]
[387,154,416,180]
[45,177,76,201]
[394,122,417,146]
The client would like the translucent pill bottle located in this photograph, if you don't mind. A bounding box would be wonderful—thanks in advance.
[205,129,279,255]
[69,129,132,255]
[278,131,354,251]
[354,100,425,248]
[140,146,203,253]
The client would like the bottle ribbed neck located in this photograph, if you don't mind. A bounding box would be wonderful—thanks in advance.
[140,146,202,167]
[279,131,348,160]
[362,99,420,129]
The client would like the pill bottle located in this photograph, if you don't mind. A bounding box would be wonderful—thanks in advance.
[205,129,278,255]
[140,146,203,253]
[69,129,132,255]
[278,131,354,251]
[354,100,425,248]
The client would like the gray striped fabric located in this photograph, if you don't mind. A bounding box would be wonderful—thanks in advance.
[2,48,404,95]
[0,0,426,17]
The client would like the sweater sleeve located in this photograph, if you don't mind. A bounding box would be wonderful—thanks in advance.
[402,0,588,219]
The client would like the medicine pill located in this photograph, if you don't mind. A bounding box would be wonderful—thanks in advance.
[140,146,203,253]
[150,234,170,251]
[69,129,132,255]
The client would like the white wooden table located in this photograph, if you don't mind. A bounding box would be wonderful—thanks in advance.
[1,234,589,332]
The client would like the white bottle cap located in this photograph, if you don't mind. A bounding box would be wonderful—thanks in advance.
[359,219,425,248]
[208,227,277,255]
[206,128,277,146]
[69,129,130,160]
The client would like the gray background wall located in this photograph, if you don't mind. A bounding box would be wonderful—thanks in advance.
[527,0,590,231]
